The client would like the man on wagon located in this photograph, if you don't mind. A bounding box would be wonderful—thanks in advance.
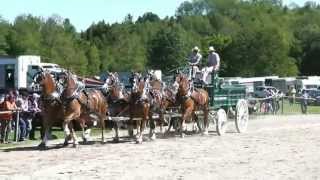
[201,46,220,84]
[188,46,202,80]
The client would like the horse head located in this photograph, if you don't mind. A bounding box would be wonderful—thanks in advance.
[33,70,57,96]
[175,74,190,96]
[62,72,79,100]
[131,73,144,95]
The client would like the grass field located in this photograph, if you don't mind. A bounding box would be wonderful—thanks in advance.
[0,127,106,149]
[252,99,320,115]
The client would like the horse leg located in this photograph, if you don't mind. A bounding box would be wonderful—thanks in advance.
[202,106,209,135]
[69,122,79,148]
[149,112,156,140]
[192,113,200,133]
[181,109,192,138]
[100,114,106,144]
[63,121,71,146]
[113,121,120,143]
[135,119,140,139]
[82,127,91,144]
[38,118,51,149]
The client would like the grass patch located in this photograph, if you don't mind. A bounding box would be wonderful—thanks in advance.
[0,127,109,149]
[252,99,320,115]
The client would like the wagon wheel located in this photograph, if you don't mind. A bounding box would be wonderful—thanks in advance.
[235,99,249,133]
[216,108,227,136]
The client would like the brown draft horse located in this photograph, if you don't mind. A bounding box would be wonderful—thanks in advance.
[61,72,107,147]
[105,72,130,142]
[129,73,151,143]
[175,74,209,137]
[159,83,179,134]
[36,71,65,148]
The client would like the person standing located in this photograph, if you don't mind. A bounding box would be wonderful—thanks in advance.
[16,93,28,141]
[201,46,220,84]
[0,94,17,143]
[301,89,309,114]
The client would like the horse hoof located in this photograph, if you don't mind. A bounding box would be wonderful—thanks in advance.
[38,143,47,149]
[150,134,156,141]
[113,137,120,143]
[202,130,209,136]
[136,138,143,144]
[63,141,69,147]
[38,143,48,150]
[73,144,79,148]
[180,133,185,138]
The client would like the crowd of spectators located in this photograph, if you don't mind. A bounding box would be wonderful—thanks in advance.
[0,90,40,143]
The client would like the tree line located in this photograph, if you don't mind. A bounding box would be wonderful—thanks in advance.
[0,0,319,77]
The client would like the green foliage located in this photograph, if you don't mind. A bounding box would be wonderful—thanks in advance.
[148,24,189,73]
[0,17,10,55]
[0,0,319,77]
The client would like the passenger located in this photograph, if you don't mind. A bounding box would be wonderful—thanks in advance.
[188,46,202,80]
[201,46,220,84]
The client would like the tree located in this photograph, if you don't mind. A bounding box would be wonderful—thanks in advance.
[148,24,189,73]
[136,12,160,23]
[0,17,10,55]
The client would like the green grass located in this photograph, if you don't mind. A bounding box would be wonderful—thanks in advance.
[0,127,107,149]
[282,100,320,114]
[252,99,320,115]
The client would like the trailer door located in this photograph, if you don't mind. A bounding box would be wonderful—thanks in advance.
[5,65,15,89]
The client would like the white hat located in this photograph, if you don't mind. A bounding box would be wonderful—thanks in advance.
[209,46,215,51]
[193,46,200,51]
[32,93,40,99]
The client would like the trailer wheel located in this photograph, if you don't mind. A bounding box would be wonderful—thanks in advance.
[235,99,249,133]
[216,108,227,136]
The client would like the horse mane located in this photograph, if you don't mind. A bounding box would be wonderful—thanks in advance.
[64,72,77,97]
[42,72,56,95]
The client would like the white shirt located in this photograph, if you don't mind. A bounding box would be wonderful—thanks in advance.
[207,52,220,70]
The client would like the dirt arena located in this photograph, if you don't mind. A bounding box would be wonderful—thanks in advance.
[1,114,320,180]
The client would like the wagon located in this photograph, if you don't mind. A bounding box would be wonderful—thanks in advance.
[194,73,249,135]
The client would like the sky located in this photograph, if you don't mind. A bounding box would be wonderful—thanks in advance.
[0,0,318,32]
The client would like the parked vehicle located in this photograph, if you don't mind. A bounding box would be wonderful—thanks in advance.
[0,55,63,91]
[254,86,279,98]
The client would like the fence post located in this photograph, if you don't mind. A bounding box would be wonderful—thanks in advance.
[14,110,20,142]
[281,96,284,114]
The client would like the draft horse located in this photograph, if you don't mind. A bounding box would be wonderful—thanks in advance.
[175,74,209,137]
[129,73,152,143]
[61,72,107,147]
[35,71,65,149]
[105,72,130,142]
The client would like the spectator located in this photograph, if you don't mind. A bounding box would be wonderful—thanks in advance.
[290,86,296,105]
[16,93,29,141]
[301,89,308,114]
[28,93,41,140]
[0,94,17,143]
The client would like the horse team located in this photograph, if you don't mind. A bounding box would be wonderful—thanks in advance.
[35,70,210,149]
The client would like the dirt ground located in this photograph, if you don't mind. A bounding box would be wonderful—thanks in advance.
[1,114,320,180]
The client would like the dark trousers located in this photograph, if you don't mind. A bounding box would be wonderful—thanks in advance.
[19,118,26,140]
[0,120,10,143]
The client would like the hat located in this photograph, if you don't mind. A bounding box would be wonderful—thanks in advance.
[209,46,215,51]
[32,93,40,99]
[193,46,200,52]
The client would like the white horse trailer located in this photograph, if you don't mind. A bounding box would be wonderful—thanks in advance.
[0,55,41,90]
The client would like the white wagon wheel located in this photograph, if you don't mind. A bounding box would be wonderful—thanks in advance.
[216,108,227,136]
[235,99,249,133]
